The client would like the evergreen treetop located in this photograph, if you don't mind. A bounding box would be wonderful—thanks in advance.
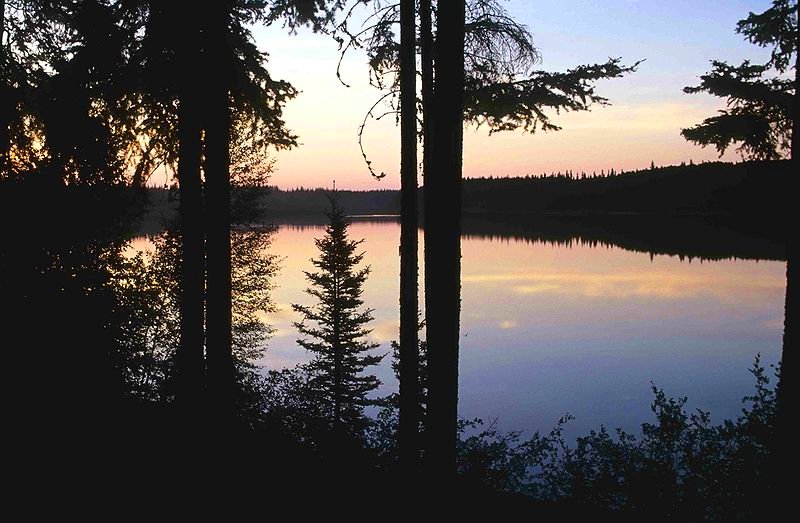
[681,0,797,160]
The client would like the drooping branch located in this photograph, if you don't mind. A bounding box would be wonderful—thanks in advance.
[681,59,793,159]
[332,0,639,177]
[464,58,642,134]
[356,89,399,180]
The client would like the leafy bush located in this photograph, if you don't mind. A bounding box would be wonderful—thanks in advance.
[452,356,777,519]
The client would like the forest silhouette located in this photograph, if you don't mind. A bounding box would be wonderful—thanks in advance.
[1,0,796,516]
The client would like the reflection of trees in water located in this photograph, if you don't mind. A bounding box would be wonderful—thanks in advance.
[119,228,280,409]
[2,212,785,514]
[273,214,786,262]
[2,220,280,420]
[461,215,787,262]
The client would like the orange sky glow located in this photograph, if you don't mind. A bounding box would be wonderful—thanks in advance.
[241,1,771,190]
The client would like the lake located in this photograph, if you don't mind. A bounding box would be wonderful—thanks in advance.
[131,216,786,441]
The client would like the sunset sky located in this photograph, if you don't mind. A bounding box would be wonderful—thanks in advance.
[251,0,775,190]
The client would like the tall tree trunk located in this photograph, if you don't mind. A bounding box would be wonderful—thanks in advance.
[204,2,234,428]
[399,0,420,475]
[778,27,799,434]
[420,0,434,203]
[419,0,434,449]
[774,28,798,513]
[792,31,799,160]
[425,0,466,482]
[175,13,205,418]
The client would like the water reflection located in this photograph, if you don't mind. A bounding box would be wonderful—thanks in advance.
[457,235,784,441]
[125,216,785,441]
[463,261,783,302]
[258,217,785,441]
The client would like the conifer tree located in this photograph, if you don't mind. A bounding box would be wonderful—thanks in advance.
[681,0,796,160]
[293,197,383,436]
[681,4,796,515]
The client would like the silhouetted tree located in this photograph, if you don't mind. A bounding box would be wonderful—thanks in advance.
[0,0,146,184]
[198,0,348,423]
[335,1,637,474]
[118,141,279,412]
[681,0,796,160]
[293,197,384,438]
[173,5,206,417]
[203,0,236,428]
[138,0,307,420]
[425,0,466,483]
[338,0,639,162]
[682,2,797,515]
[398,0,419,475]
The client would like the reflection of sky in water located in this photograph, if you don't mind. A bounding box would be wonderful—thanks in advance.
[154,220,788,441]
[457,238,784,440]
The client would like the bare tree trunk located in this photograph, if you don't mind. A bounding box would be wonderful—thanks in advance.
[399,0,420,475]
[420,0,434,204]
[176,101,204,410]
[773,30,798,515]
[425,0,465,482]
[792,34,799,160]
[777,27,799,437]
[175,12,205,418]
[204,1,234,429]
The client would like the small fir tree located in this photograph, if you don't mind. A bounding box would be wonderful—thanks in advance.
[293,196,383,436]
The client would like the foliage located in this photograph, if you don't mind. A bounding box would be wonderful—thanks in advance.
[110,225,279,403]
[335,0,539,91]
[230,122,277,224]
[450,357,778,520]
[107,140,279,405]
[331,0,638,176]
[1,0,147,183]
[263,0,349,32]
[736,0,798,73]
[136,1,299,179]
[113,237,179,400]
[682,61,794,159]
[465,58,641,134]
[682,0,797,160]
[292,195,384,435]
[360,336,777,519]
[1,0,308,185]
[259,366,334,448]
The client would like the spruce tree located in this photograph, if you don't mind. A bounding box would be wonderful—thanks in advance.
[293,197,383,437]
[681,0,796,160]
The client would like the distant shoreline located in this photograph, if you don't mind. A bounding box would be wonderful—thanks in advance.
[138,158,789,223]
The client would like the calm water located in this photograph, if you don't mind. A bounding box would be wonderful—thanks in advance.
[133,218,786,440]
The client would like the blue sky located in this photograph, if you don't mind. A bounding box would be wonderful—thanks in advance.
[251,1,777,189]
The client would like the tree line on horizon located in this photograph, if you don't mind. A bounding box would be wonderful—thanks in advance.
[140,159,790,220]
